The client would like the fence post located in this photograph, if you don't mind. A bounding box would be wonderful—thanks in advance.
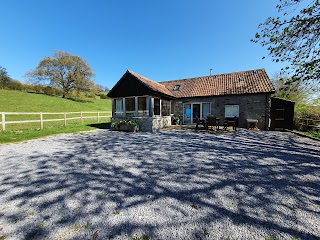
[1,112,5,131]
[81,111,83,124]
[97,112,100,122]
[40,112,43,130]
[64,113,67,127]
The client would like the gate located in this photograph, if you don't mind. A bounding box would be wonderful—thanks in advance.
[270,97,295,131]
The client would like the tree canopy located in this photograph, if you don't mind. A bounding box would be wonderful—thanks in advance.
[27,51,95,98]
[253,0,320,84]
[272,72,315,103]
[0,66,11,89]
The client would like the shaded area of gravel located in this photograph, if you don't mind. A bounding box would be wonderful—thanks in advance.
[0,129,319,239]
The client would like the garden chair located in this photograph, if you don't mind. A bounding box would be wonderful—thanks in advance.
[206,116,219,131]
[223,116,238,131]
[195,116,206,129]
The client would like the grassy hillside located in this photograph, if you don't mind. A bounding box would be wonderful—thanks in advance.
[0,89,111,112]
[0,90,112,143]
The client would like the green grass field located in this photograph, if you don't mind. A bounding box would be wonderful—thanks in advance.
[0,90,112,143]
[0,89,111,112]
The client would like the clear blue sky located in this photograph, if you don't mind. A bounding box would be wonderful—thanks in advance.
[0,0,286,88]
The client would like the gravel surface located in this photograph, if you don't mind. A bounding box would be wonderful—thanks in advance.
[0,129,319,240]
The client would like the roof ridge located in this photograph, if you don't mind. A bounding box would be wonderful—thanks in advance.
[159,68,266,83]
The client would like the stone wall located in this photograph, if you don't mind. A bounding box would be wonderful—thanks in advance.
[111,116,171,132]
[172,93,271,130]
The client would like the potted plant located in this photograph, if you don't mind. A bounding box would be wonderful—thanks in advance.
[111,119,140,132]
[171,115,182,125]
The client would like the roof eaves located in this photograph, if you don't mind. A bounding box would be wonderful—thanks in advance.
[128,70,175,98]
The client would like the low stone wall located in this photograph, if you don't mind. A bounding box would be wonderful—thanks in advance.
[111,116,171,132]
[150,116,171,132]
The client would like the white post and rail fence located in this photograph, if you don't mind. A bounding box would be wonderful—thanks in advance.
[0,111,112,131]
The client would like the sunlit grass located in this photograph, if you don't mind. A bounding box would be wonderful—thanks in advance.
[0,120,111,144]
[293,130,320,140]
[0,89,112,143]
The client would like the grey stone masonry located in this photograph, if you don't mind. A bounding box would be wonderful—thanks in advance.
[173,93,271,130]
[111,116,171,132]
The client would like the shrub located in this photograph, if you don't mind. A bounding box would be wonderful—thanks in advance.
[7,80,23,91]
[171,115,182,125]
[99,93,109,99]
[43,86,54,95]
[111,119,139,132]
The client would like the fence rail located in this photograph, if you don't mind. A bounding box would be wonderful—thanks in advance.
[294,117,320,131]
[0,111,112,131]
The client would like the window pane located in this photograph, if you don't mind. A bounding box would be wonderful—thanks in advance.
[170,101,175,114]
[154,98,160,115]
[126,97,135,116]
[184,104,191,124]
[161,100,171,116]
[192,104,201,123]
[115,99,123,116]
[138,97,148,116]
[225,105,239,118]
[202,103,210,119]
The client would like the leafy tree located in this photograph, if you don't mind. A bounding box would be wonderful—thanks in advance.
[272,72,314,104]
[7,79,23,91]
[0,66,11,89]
[26,51,95,98]
[253,0,320,84]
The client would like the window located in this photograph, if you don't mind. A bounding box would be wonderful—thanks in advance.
[138,97,148,116]
[170,101,175,114]
[125,97,135,116]
[202,103,211,119]
[154,98,160,115]
[173,85,180,91]
[225,105,239,118]
[115,99,123,116]
[161,100,171,116]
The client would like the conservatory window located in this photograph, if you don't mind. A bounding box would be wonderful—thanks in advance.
[154,98,160,115]
[125,97,135,116]
[115,99,123,116]
[138,97,148,116]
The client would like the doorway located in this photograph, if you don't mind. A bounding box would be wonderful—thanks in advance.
[192,104,201,123]
[183,102,211,124]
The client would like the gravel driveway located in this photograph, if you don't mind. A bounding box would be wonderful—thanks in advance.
[0,129,319,240]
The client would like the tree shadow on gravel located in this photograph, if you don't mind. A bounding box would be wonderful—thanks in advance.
[0,129,319,239]
[87,122,111,129]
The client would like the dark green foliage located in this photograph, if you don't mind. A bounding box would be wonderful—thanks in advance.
[0,66,11,89]
[99,93,109,99]
[253,0,320,84]
[7,80,23,91]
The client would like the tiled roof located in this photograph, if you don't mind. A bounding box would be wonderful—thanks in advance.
[159,69,275,98]
[127,70,175,98]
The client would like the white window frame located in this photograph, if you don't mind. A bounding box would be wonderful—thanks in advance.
[153,98,161,116]
[225,105,239,118]
[114,96,150,117]
[183,102,211,124]
[125,97,136,116]
[202,102,211,120]
[115,98,124,116]
[137,96,148,116]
